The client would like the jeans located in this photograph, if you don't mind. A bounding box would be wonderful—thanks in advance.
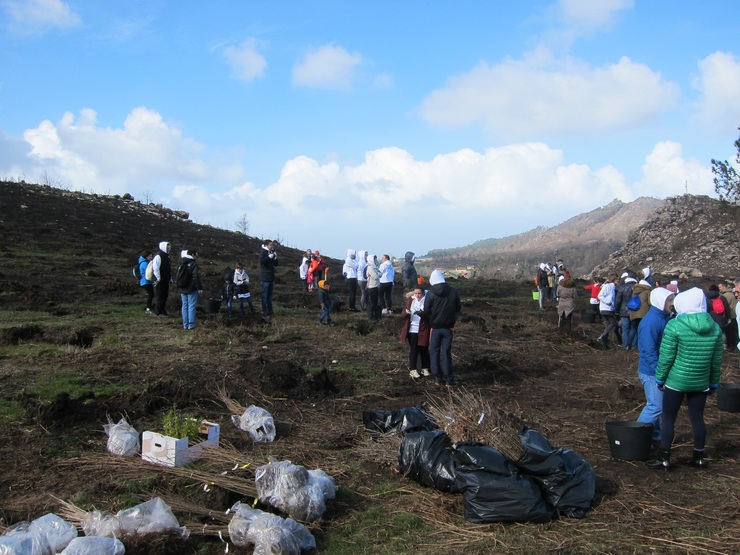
[600,312,619,344]
[346,278,358,310]
[538,286,547,309]
[359,281,368,310]
[260,280,274,315]
[637,373,663,441]
[429,327,454,382]
[318,305,331,323]
[661,388,708,452]
[621,316,638,349]
[180,291,199,329]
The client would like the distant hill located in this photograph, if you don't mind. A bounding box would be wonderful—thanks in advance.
[421,197,664,279]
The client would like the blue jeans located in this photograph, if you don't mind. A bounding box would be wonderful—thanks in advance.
[180,291,199,329]
[621,316,637,349]
[637,373,663,441]
[260,280,274,315]
[429,328,454,382]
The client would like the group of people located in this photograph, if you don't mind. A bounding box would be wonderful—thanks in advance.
[536,260,569,310]
[137,239,280,330]
[549,262,728,470]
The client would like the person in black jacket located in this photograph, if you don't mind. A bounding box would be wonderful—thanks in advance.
[423,269,462,386]
[259,240,279,316]
[177,250,203,330]
[615,270,638,350]
[152,241,172,316]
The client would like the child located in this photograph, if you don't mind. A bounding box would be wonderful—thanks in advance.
[234,262,256,313]
[222,274,236,315]
[317,279,334,325]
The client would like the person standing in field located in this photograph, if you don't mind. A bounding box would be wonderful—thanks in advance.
[425,269,462,387]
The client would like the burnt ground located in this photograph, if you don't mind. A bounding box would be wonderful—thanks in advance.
[0,182,739,554]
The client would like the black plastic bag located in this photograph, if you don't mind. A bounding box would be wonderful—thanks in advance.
[362,406,438,434]
[514,427,595,518]
[398,431,460,493]
[453,442,554,523]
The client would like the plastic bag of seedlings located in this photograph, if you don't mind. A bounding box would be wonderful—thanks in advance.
[514,427,596,518]
[452,442,555,524]
[28,513,78,554]
[104,419,140,457]
[81,498,189,539]
[0,513,78,555]
[398,430,460,493]
[232,405,276,443]
[227,502,315,554]
[362,406,438,434]
[59,536,126,555]
[254,459,337,522]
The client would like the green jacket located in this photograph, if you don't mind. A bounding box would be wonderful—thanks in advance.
[656,312,723,392]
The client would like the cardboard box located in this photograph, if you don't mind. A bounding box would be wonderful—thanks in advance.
[142,420,219,467]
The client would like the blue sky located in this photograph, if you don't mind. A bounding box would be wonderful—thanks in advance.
[2,1,740,260]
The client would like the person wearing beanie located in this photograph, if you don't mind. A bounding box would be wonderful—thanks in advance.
[636,287,675,443]
[614,270,638,350]
[316,279,334,326]
[646,287,723,470]
[424,269,462,386]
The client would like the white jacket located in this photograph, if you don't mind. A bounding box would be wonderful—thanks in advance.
[343,249,358,279]
[379,259,394,284]
[598,282,616,312]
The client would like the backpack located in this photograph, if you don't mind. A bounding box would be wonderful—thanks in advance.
[627,294,641,311]
[176,262,193,289]
[363,265,368,280]
[145,260,155,281]
[711,297,726,316]
[132,263,141,281]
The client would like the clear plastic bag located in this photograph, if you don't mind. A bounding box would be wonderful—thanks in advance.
[254,460,337,522]
[104,419,140,457]
[0,513,78,555]
[231,405,276,443]
[59,536,126,555]
[28,513,78,554]
[81,498,189,539]
[0,529,41,555]
[227,502,315,554]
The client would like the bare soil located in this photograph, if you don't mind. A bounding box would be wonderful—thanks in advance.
[0,182,739,554]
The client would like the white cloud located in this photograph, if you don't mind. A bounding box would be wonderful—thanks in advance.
[692,51,740,134]
[223,38,267,82]
[418,53,679,139]
[558,0,634,30]
[20,107,213,194]
[292,43,362,90]
[2,0,81,35]
[635,141,713,198]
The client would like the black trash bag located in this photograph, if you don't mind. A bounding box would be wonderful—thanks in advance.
[363,406,438,434]
[398,431,460,493]
[514,427,595,519]
[452,442,555,524]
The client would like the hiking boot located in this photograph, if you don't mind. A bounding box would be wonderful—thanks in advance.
[687,450,709,469]
[646,449,671,470]
[420,368,430,377]
[597,336,609,349]
[445,378,461,388]
[409,369,421,379]
[145,308,152,314]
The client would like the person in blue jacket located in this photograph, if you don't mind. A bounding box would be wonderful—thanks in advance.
[138,249,154,314]
[636,287,675,442]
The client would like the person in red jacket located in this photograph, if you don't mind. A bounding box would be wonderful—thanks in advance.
[584,277,603,315]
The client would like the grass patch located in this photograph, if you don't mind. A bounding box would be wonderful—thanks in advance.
[0,399,24,424]
[30,373,135,402]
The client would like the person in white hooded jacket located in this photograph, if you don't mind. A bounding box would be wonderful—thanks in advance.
[378,254,395,314]
[365,254,380,320]
[342,249,359,311]
[152,241,172,316]
[597,273,620,349]
[357,250,368,310]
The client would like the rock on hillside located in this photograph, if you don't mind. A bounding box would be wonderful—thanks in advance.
[423,197,663,279]
[592,194,740,280]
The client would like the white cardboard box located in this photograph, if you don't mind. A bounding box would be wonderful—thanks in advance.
[141,420,220,467]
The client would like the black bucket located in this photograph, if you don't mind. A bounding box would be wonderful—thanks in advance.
[605,421,653,461]
[581,311,597,324]
[717,383,740,412]
[204,298,221,314]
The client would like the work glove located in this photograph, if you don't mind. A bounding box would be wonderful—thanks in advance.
[709,384,718,395]
[657,381,665,391]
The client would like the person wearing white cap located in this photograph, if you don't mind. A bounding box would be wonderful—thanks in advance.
[424,269,462,386]
[646,287,723,470]
[636,287,675,444]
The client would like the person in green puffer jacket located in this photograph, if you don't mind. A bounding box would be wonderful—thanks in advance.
[647,287,723,471]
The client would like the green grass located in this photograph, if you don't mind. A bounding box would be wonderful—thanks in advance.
[30,372,135,402]
[0,399,24,424]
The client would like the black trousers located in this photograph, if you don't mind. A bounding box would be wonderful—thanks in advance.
[154,282,169,315]
[346,278,358,310]
[408,333,430,370]
[142,283,154,310]
[366,287,380,319]
[379,282,393,310]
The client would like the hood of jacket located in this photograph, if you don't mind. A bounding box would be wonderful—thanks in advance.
[632,283,652,295]
[159,241,170,252]
[404,251,415,263]
[430,282,451,297]
[674,287,706,315]
[357,250,367,261]
[650,287,674,310]
[430,269,445,286]
[346,248,356,259]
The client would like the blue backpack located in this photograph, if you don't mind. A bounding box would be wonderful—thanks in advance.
[627,294,641,311]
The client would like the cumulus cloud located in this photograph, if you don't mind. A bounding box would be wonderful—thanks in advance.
[418,53,679,139]
[19,107,214,195]
[223,38,267,82]
[558,0,633,30]
[292,43,362,90]
[2,0,81,35]
[692,51,740,134]
[635,141,713,198]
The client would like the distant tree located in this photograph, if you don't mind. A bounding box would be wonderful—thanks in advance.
[142,189,154,204]
[711,127,740,203]
[235,213,250,235]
